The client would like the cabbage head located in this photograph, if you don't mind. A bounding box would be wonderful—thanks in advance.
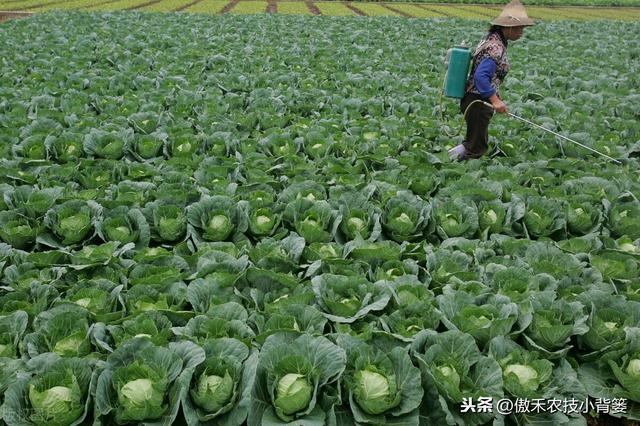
[341,210,371,240]
[145,201,187,243]
[182,338,256,425]
[29,378,84,426]
[0,211,39,249]
[433,198,479,239]
[522,196,566,238]
[338,335,422,423]
[353,367,399,415]
[503,361,553,396]
[44,200,97,246]
[580,307,627,353]
[24,304,92,358]
[335,191,379,241]
[84,129,129,159]
[98,206,150,249]
[97,340,184,424]
[382,192,429,242]
[608,352,640,401]
[608,200,640,239]
[284,198,337,244]
[590,250,639,281]
[311,274,391,323]
[48,132,85,162]
[192,367,234,413]
[115,365,168,422]
[477,200,509,236]
[627,359,640,377]
[187,196,247,242]
[489,337,556,399]
[2,357,93,426]
[275,373,313,415]
[249,334,345,425]
[524,298,588,357]
[131,134,164,159]
[248,205,281,237]
[566,198,602,236]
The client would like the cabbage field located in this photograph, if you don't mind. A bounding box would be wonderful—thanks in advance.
[0,11,639,426]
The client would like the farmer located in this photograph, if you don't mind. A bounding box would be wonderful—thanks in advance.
[448,0,535,160]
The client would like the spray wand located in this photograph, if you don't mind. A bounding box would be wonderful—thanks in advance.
[478,101,622,164]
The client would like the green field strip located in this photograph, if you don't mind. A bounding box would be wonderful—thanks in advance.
[84,0,157,10]
[433,4,482,18]
[540,6,585,19]
[0,0,39,7]
[412,4,448,16]
[452,4,498,18]
[228,0,267,13]
[0,0,61,11]
[390,3,443,17]
[141,0,193,11]
[447,5,492,18]
[277,1,312,14]
[562,6,617,18]
[527,6,573,20]
[12,0,86,10]
[381,4,412,16]
[552,7,601,19]
[32,0,115,10]
[2,0,639,20]
[559,6,640,19]
[605,6,640,18]
[183,0,227,13]
[315,1,355,15]
[415,4,458,17]
[0,0,35,8]
[352,2,400,15]
[538,6,589,19]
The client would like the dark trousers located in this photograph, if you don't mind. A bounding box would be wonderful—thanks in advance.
[460,93,494,159]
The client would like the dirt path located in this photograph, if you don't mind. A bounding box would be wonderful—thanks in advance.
[414,3,450,17]
[176,0,205,11]
[304,0,320,14]
[219,0,240,13]
[126,0,163,10]
[381,4,413,16]
[344,2,365,15]
[0,10,31,22]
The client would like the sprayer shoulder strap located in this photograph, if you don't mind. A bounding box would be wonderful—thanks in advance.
[473,35,506,63]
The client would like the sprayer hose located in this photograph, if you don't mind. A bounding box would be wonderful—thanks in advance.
[438,97,495,138]
[437,66,497,137]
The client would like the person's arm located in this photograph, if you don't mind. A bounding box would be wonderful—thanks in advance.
[473,58,507,113]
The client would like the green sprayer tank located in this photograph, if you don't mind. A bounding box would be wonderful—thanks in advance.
[444,45,472,99]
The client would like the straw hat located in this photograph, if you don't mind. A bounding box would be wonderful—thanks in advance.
[491,0,535,27]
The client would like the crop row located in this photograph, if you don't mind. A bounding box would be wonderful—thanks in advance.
[2,0,640,19]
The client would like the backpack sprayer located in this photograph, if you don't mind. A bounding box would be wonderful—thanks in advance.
[438,43,475,138]
[440,43,621,164]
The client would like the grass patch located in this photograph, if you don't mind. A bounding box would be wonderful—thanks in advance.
[229,0,267,13]
[315,1,355,15]
[183,0,228,13]
[278,1,312,14]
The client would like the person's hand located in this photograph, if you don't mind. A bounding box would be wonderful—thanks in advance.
[491,98,508,113]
